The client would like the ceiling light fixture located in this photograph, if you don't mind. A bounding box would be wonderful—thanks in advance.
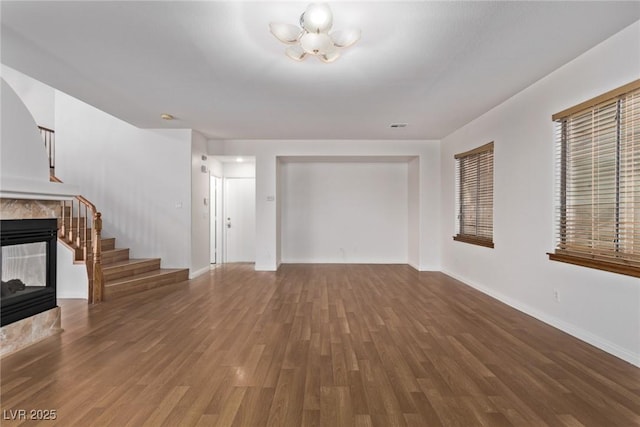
[160,113,174,120]
[269,3,360,63]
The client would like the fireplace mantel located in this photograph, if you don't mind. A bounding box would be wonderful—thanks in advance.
[0,176,78,201]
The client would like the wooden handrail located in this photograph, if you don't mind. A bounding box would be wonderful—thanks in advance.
[49,176,96,211]
[76,195,97,213]
[50,174,103,304]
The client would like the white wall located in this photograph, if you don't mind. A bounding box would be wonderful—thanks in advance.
[223,162,256,178]
[209,158,223,178]
[1,74,76,201]
[1,65,55,130]
[0,80,50,186]
[56,242,88,299]
[280,161,408,264]
[211,140,441,271]
[440,21,640,366]
[190,131,210,278]
[55,92,192,269]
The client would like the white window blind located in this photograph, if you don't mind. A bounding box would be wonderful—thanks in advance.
[550,80,640,277]
[454,142,494,248]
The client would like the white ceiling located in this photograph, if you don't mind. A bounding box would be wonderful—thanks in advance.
[2,1,639,140]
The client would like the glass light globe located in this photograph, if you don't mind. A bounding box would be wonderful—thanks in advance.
[320,51,340,63]
[300,32,333,55]
[269,23,302,44]
[285,45,307,61]
[300,3,333,34]
[330,29,361,48]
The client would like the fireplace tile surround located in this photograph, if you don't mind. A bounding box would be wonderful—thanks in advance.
[0,307,61,357]
[0,199,59,220]
[0,198,62,357]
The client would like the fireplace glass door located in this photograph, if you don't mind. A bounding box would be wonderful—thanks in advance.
[2,242,47,299]
[1,219,57,326]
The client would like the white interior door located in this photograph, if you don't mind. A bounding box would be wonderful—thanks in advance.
[210,176,222,264]
[224,177,256,263]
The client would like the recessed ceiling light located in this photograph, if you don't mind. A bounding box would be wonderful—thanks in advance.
[161,113,174,120]
[390,123,408,128]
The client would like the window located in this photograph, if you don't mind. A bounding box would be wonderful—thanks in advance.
[549,80,640,277]
[453,142,494,248]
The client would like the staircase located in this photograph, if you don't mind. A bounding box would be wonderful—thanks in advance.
[100,240,188,300]
[57,193,189,302]
[44,127,189,303]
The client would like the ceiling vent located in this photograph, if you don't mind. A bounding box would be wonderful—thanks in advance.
[389,123,408,128]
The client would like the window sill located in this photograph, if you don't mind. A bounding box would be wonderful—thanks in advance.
[548,252,640,278]
[453,235,494,248]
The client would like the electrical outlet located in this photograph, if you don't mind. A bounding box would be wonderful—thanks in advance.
[553,289,560,302]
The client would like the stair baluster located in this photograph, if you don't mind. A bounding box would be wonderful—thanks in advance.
[92,212,103,303]
[50,176,103,303]
[60,200,67,239]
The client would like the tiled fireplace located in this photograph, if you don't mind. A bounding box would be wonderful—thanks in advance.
[0,199,63,357]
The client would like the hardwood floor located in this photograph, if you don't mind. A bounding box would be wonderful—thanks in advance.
[1,264,639,426]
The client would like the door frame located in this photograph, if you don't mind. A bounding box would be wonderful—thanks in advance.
[210,175,223,264]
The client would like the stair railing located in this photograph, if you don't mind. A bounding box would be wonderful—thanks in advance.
[38,126,55,176]
[40,126,103,303]
[50,176,103,303]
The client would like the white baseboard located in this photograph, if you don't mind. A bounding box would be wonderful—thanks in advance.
[254,263,277,271]
[189,266,211,279]
[57,291,88,299]
[417,265,440,272]
[442,269,640,368]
